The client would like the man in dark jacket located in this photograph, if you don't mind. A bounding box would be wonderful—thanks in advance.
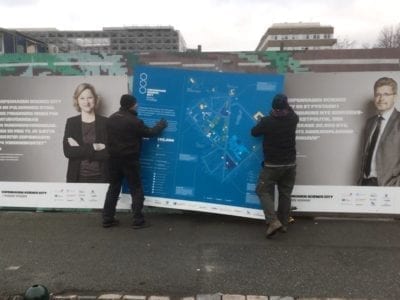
[102,94,167,228]
[251,94,298,238]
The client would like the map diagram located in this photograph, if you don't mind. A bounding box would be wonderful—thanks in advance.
[185,80,254,183]
[134,65,283,208]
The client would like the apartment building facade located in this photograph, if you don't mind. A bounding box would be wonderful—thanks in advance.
[256,22,337,51]
[18,26,187,53]
[0,28,48,54]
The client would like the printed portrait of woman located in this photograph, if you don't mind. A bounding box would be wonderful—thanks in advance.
[63,83,109,183]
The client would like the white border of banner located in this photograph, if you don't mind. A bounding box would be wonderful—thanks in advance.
[0,182,108,209]
[291,185,399,214]
[1,182,398,217]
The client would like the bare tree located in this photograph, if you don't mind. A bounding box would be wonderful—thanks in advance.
[334,37,356,49]
[361,43,371,49]
[376,24,400,48]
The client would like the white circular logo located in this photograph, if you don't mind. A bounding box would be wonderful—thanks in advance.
[139,72,148,94]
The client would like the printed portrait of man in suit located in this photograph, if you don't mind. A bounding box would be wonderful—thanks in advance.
[359,77,400,186]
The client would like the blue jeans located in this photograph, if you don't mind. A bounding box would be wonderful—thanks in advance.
[256,165,296,225]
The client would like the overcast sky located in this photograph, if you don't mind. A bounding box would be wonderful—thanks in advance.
[1,0,399,51]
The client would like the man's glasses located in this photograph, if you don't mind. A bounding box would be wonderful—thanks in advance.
[374,93,395,98]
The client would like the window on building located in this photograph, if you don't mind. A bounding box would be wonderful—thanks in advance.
[26,42,37,53]
[69,37,111,47]
[16,44,25,53]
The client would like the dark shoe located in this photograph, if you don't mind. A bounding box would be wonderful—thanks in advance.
[102,219,120,228]
[132,220,151,229]
[279,226,288,233]
[266,219,282,238]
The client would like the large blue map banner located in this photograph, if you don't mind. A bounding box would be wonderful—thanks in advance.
[132,66,284,216]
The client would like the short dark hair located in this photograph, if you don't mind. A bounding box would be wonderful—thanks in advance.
[120,94,137,109]
[272,93,289,110]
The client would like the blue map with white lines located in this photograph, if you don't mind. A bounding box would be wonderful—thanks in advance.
[134,65,283,209]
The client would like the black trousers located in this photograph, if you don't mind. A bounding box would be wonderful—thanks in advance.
[103,157,145,223]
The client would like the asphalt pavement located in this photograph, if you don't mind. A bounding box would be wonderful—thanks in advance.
[0,209,399,299]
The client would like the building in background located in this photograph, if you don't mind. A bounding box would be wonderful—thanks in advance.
[0,28,48,54]
[17,26,187,53]
[256,22,337,51]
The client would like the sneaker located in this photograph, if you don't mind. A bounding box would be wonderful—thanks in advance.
[288,216,295,224]
[266,219,282,238]
[132,220,151,230]
[102,219,120,228]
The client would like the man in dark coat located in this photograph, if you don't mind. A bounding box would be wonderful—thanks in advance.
[251,94,299,238]
[358,77,400,186]
[102,94,167,228]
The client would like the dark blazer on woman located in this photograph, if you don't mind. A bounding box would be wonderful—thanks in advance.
[63,114,109,182]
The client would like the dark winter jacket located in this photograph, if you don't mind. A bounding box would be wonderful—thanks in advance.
[251,108,299,165]
[107,108,166,160]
